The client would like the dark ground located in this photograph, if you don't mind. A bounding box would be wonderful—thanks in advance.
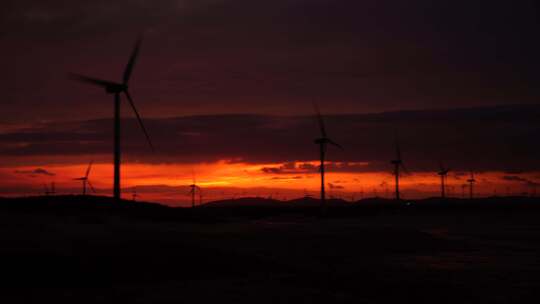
[1,195,540,303]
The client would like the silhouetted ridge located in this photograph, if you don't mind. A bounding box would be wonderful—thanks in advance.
[287,196,349,207]
[0,195,212,223]
[203,197,284,207]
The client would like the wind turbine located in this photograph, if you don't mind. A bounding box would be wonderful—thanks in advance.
[461,184,467,198]
[467,171,476,199]
[380,181,389,199]
[132,188,139,202]
[69,36,154,201]
[530,183,538,197]
[43,182,56,196]
[188,173,202,208]
[313,103,343,213]
[437,161,451,199]
[390,134,408,200]
[74,161,96,195]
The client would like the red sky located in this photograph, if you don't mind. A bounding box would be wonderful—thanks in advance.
[2,159,538,206]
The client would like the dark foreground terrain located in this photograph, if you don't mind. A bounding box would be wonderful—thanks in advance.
[1,195,540,303]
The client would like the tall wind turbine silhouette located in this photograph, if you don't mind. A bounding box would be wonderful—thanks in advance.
[74,161,95,195]
[390,134,408,200]
[313,103,343,213]
[437,161,451,198]
[70,36,154,201]
[467,171,476,199]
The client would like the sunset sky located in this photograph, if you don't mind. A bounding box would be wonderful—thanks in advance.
[2,1,540,205]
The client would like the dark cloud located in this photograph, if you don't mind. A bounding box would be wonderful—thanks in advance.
[270,176,302,180]
[328,183,344,190]
[502,175,540,187]
[261,162,371,174]
[261,167,285,174]
[453,172,468,180]
[2,1,540,123]
[261,162,315,174]
[502,176,529,182]
[0,105,539,173]
[14,168,56,176]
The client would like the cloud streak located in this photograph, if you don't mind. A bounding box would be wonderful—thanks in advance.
[14,168,56,176]
[0,105,539,173]
[502,175,540,187]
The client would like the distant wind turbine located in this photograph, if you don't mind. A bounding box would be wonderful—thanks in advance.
[132,188,139,202]
[531,184,537,197]
[43,182,56,196]
[380,181,389,199]
[449,186,455,197]
[74,161,96,195]
[437,161,451,199]
[313,103,343,213]
[461,184,467,198]
[467,171,476,199]
[188,173,202,208]
[390,134,409,200]
[69,36,154,201]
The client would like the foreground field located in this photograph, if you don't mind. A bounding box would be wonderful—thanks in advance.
[1,196,539,303]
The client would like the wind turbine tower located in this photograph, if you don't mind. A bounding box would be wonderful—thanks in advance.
[188,174,202,208]
[44,182,56,196]
[132,188,140,201]
[313,103,343,214]
[437,162,451,198]
[467,171,476,199]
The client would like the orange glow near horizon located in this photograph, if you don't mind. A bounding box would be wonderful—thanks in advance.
[1,160,538,206]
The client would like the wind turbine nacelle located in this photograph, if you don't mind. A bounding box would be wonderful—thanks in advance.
[105,84,127,94]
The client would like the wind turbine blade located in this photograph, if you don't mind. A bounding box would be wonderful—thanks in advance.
[327,139,344,150]
[69,73,118,88]
[85,160,94,178]
[87,180,96,193]
[395,140,402,161]
[392,129,403,161]
[438,161,444,172]
[124,91,155,152]
[312,102,327,137]
[123,35,142,84]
